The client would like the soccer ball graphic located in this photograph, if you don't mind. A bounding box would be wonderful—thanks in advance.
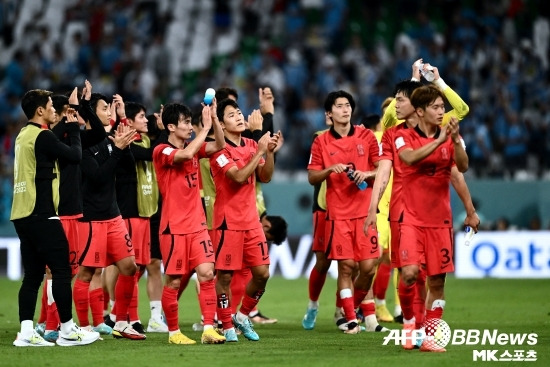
[422,318,452,348]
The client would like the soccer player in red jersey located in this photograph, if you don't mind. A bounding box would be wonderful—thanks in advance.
[308,90,383,334]
[153,101,226,345]
[209,98,280,342]
[365,61,479,347]
[395,85,468,352]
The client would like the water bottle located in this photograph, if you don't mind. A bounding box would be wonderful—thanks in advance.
[464,226,475,246]
[346,168,367,191]
[203,88,216,105]
[419,63,435,82]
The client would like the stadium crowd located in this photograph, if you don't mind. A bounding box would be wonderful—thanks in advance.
[1,0,550,221]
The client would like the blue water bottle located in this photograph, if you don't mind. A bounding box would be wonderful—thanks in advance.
[346,168,367,191]
[203,88,216,105]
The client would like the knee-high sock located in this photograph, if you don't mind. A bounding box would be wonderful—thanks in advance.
[89,288,104,326]
[216,293,232,330]
[198,279,216,326]
[161,286,179,332]
[353,288,368,309]
[308,267,328,302]
[398,279,415,321]
[73,279,91,326]
[114,274,135,322]
[230,270,248,314]
[340,289,356,322]
[128,273,140,323]
[38,283,48,324]
[45,279,59,331]
[414,268,427,328]
[373,262,391,300]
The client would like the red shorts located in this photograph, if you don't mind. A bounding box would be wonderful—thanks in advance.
[399,224,454,276]
[390,221,401,268]
[311,210,327,253]
[160,229,214,276]
[60,216,81,276]
[326,217,380,262]
[213,224,268,271]
[124,217,151,266]
[78,216,134,268]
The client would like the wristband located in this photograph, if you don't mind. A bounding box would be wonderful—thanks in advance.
[433,77,448,91]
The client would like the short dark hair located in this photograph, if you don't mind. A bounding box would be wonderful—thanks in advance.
[21,89,52,119]
[89,93,109,113]
[265,215,288,245]
[216,87,238,102]
[392,80,423,99]
[51,94,69,115]
[216,98,240,122]
[410,85,446,110]
[125,101,147,121]
[162,102,192,129]
[324,90,355,113]
[361,114,380,130]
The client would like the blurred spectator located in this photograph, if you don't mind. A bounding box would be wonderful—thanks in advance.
[0,0,549,180]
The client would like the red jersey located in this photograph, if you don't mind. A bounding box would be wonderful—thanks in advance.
[153,142,208,234]
[395,126,456,228]
[308,125,380,220]
[209,137,264,230]
[380,123,410,222]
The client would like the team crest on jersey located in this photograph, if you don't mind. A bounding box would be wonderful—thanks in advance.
[441,147,449,160]
[401,249,408,261]
[94,252,100,263]
[336,244,343,256]
[357,144,364,156]
[176,259,182,271]
[193,156,198,167]
[225,254,232,266]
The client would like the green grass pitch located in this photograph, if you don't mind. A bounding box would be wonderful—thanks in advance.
[0,276,548,367]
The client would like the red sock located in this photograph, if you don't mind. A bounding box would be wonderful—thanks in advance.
[353,288,368,309]
[177,272,192,301]
[240,291,264,316]
[373,262,391,300]
[161,286,179,332]
[414,269,427,328]
[230,269,248,314]
[359,301,376,317]
[114,274,135,322]
[128,273,140,322]
[45,302,59,331]
[89,288,104,326]
[335,291,342,308]
[398,279,415,321]
[216,293,232,330]
[425,307,443,321]
[73,279,91,326]
[38,283,48,324]
[341,295,356,322]
[308,267,327,302]
[198,279,216,326]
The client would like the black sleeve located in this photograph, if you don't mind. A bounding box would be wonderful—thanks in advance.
[81,145,124,184]
[262,112,274,135]
[39,125,81,163]
[79,99,107,149]
[251,129,263,142]
[50,119,68,140]
[129,142,153,161]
